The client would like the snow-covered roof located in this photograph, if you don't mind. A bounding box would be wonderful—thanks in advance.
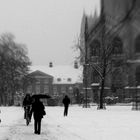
[91,83,100,86]
[29,65,83,84]
[127,59,140,63]
[125,86,140,89]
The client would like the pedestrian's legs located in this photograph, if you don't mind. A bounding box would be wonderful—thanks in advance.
[37,119,41,134]
[65,106,68,116]
[29,110,32,121]
[64,107,66,116]
[34,119,38,134]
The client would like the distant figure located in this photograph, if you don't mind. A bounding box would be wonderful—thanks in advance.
[0,110,1,123]
[62,95,70,116]
[31,97,45,134]
[22,94,32,121]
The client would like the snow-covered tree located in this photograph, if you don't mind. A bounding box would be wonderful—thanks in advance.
[0,33,31,105]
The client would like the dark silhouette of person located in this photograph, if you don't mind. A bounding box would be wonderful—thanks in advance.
[22,94,32,121]
[0,110,1,123]
[62,95,70,116]
[31,97,45,134]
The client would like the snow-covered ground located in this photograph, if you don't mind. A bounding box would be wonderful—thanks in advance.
[0,105,140,140]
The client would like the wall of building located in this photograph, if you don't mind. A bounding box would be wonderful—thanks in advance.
[81,0,140,102]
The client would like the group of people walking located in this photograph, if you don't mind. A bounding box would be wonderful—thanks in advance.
[23,94,70,135]
[23,94,46,134]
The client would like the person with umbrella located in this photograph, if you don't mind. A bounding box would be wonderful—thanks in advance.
[31,94,51,134]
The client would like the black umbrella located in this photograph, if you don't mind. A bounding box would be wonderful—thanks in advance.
[32,94,51,99]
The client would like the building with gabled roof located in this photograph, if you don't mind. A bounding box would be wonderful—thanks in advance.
[23,64,83,105]
[30,65,82,85]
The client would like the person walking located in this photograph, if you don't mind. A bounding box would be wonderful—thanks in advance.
[62,95,70,116]
[22,94,32,121]
[31,97,45,134]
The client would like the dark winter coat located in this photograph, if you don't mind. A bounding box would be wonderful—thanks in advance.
[31,99,45,120]
[23,96,32,107]
[62,96,70,107]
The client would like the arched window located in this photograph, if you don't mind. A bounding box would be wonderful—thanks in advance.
[112,37,123,54]
[136,66,140,85]
[91,70,99,83]
[135,35,140,53]
[90,40,100,57]
[112,68,123,88]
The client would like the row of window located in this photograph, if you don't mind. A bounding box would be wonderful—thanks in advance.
[90,35,140,56]
[35,78,72,83]
[57,78,72,82]
[27,85,73,95]
[54,86,73,93]
[27,85,49,94]
[90,37,123,56]
[36,79,49,84]
[92,65,140,87]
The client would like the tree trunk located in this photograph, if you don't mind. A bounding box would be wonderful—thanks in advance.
[98,62,106,109]
[99,78,105,109]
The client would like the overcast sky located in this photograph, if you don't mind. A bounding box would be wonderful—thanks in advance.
[0,0,100,66]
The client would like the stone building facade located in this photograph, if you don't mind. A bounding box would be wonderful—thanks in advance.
[25,70,53,96]
[80,0,140,102]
